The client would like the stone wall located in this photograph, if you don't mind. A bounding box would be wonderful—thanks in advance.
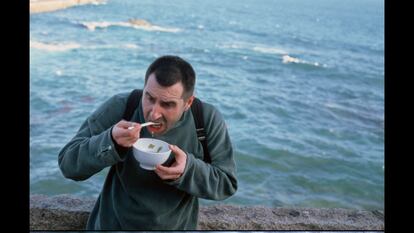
[30,194,384,230]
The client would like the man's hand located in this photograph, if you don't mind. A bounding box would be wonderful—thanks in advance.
[111,120,142,147]
[155,145,187,180]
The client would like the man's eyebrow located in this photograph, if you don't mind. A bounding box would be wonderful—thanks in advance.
[161,100,177,105]
[145,91,178,104]
[144,92,153,98]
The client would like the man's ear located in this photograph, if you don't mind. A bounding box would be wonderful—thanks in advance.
[184,96,195,111]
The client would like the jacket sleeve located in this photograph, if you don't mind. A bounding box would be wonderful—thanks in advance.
[166,105,238,200]
[58,94,128,181]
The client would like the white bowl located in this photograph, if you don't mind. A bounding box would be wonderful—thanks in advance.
[132,138,171,170]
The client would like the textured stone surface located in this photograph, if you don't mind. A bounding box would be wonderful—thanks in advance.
[198,205,384,230]
[30,194,384,230]
[30,194,95,230]
[30,0,104,14]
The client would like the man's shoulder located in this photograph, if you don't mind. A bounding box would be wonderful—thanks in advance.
[90,92,130,119]
[198,99,225,122]
[198,99,217,113]
[111,92,131,102]
[102,92,132,108]
[111,89,145,105]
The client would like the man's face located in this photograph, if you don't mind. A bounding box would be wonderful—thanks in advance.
[142,73,194,135]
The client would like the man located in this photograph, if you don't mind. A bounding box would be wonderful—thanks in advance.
[58,55,238,230]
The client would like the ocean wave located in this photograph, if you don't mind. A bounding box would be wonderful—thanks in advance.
[282,55,327,68]
[30,40,81,52]
[122,43,139,49]
[252,46,288,55]
[219,42,288,55]
[30,40,141,52]
[323,102,384,128]
[80,19,181,33]
[90,0,107,5]
[30,160,60,180]
[83,43,140,50]
[219,42,325,68]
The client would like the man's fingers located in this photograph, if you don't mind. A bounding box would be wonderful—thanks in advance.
[156,173,181,180]
[112,120,141,147]
[128,125,142,136]
[155,165,182,180]
[169,144,181,153]
[117,121,143,132]
[118,124,141,137]
[156,164,181,175]
[117,120,134,128]
[154,145,187,180]
[169,145,186,163]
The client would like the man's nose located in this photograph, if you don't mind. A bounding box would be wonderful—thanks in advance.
[149,103,162,120]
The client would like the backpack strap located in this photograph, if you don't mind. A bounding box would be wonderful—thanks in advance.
[123,89,143,120]
[191,97,211,164]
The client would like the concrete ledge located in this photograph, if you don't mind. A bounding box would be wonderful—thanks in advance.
[30,194,384,230]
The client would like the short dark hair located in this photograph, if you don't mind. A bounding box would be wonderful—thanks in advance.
[145,55,196,99]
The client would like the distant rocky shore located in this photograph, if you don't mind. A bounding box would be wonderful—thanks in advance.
[30,0,105,14]
[30,194,384,230]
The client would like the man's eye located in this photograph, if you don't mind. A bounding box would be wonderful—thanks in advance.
[161,102,174,108]
[147,96,155,102]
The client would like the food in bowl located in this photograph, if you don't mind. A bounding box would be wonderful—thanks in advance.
[132,138,171,170]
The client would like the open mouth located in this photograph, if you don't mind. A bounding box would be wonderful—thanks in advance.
[148,122,163,133]
[151,123,162,128]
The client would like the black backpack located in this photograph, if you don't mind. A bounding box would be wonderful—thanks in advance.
[123,89,211,163]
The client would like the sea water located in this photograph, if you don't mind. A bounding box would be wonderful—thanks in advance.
[30,0,384,210]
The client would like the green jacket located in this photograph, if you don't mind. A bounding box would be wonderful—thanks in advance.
[58,92,238,230]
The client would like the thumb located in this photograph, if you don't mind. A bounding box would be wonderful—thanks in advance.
[169,144,179,154]
[169,144,186,161]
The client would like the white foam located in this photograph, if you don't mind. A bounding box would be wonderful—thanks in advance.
[123,43,139,49]
[324,102,344,110]
[282,55,301,64]
[80,20,181,33]
[88,43,140,50]
[282,55,326,67]
[219,42,326,67]
[91,0,107,5]
[132,24,181,33]
[219,43,242,49]
[219,42,288,55]
[81,21,113,31]
[30,40,81,52]
[252,46,287,55]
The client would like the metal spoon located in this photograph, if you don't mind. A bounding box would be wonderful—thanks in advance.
[128,122,160,130]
